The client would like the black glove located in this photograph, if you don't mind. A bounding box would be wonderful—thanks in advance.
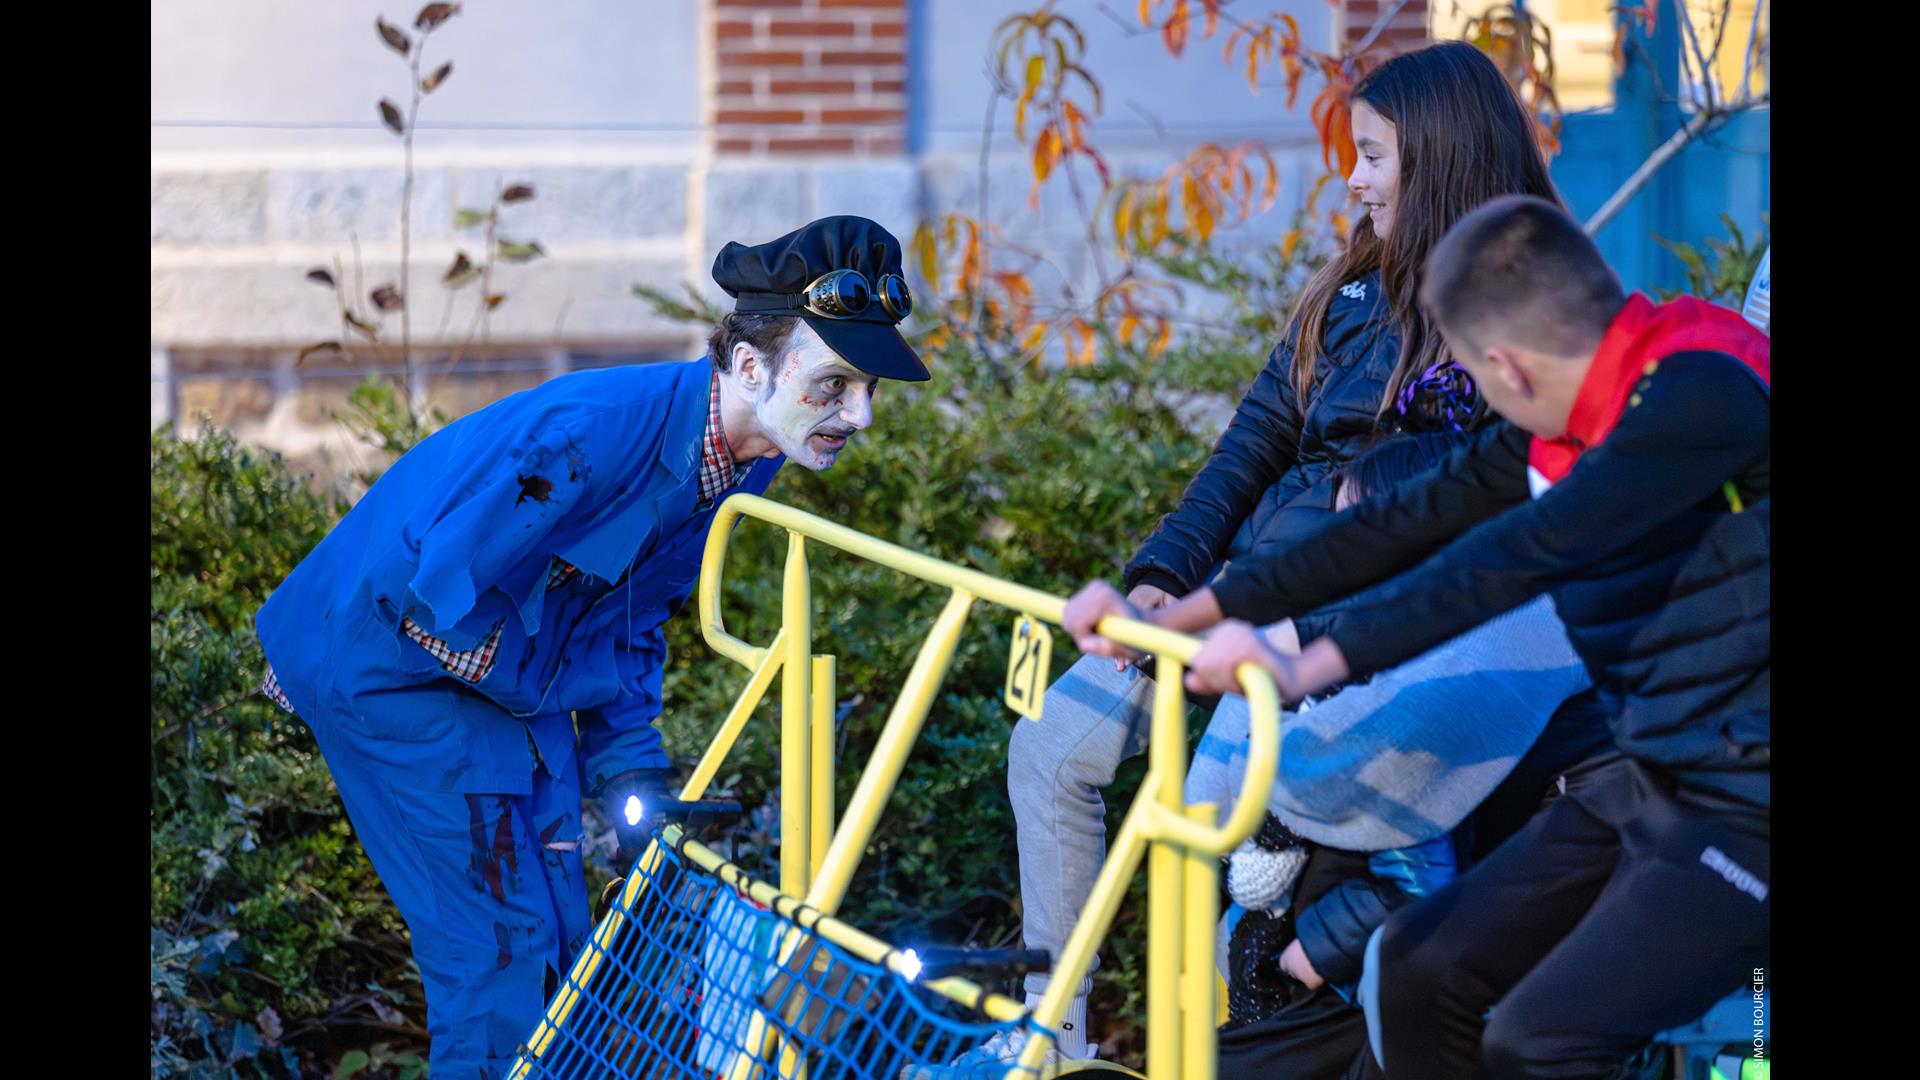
[590,766,678,859]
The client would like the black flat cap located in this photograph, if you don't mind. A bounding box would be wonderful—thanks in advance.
[711,215,930,382]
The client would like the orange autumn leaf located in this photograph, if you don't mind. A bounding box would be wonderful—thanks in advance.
[1070,320,1097,366]
[911,222,939,290]
[1020,321,1050,355]
[1163,0,1189,57]
[1310,84,1356,176]
[960,224,982,292]
[1061,99,1089,150]
[1111,185,1138,254]
[1282,53,1305,107]
[1306,169,1336,213]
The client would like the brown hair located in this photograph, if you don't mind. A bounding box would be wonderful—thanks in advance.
[1420,195,1625,358]
[707,313,799,374]
[1284,42,1564,418]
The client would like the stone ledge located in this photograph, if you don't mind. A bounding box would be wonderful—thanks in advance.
[152,160,695,249]
[154,250,700,348]
[151,169,269,246]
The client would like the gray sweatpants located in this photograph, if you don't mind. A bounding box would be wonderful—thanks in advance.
[1008,655,1235,996]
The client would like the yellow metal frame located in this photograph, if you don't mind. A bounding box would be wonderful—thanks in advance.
[512,493,1280,1079]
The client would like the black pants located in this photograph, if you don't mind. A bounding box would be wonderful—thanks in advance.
[1219,982,1383,1080]
[1373,757,1768,1079]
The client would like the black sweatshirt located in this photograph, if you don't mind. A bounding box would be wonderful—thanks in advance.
[1210,351,1771,806]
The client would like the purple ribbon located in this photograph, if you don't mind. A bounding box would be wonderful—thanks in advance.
[1396,358,1476,432]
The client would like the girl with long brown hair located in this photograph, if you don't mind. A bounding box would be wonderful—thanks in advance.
[951,42,1579,1077]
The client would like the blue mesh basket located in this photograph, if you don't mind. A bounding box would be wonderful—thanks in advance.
[508,829,1050,1080]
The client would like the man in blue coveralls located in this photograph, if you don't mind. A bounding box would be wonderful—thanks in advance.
[253,215,928,1076]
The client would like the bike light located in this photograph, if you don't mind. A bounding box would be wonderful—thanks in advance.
[624,795,645,827]
[899,948,923,984]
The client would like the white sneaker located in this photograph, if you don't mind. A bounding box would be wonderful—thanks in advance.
[898,1025,1081,1079]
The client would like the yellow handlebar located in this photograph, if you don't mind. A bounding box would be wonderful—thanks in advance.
[696,492,1279,857]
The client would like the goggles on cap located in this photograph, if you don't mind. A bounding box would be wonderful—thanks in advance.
[801,269,914,321]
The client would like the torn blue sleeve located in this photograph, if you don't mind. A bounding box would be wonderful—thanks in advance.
[405,423,592,636]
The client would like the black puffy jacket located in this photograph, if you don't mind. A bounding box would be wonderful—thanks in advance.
[1614,496,1769,808]
[1124,269,1477,596]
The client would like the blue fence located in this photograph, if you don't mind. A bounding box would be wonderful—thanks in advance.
[1550,5,1769,297]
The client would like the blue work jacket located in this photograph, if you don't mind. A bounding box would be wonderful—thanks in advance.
[256,358,782,794]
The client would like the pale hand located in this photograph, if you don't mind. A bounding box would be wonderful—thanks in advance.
[1278,938,1324,990]
[1260,618,1302,655]
[1063,581,1142,663]
[1114,584,1175,670]
[1183,620,1291,697]
[1127,583,1174,611]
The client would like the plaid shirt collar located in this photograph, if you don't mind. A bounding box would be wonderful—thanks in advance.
[696,370,739,508]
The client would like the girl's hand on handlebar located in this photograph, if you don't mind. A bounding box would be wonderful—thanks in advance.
[1184,620,1293,698]
[1063,580,1142,666]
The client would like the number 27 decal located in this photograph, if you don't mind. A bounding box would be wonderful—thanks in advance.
[1003,615,1053,722]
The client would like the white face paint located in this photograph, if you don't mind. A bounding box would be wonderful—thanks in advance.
[753,320,879,471]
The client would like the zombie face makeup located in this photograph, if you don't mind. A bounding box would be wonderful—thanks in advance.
[746,320,878,471]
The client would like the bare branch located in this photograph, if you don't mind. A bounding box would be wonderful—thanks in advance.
[1706,0,1733,73]
[1350,0,1414,59]
[1672,0,1717,113]
[1736,0,1766,106]
[971,87,998,366]
[1584,93,1768,236]
[1125,100,1170,142]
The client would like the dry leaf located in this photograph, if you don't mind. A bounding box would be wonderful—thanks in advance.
[256,1006,283,1046]
[370,284,405,312]
[501,184,535,203]
[376,18,410,55]
[343,312,381,340]
[415,3,461,30]
[296,342,343,366]
[422,62,453,93]
[497,240,545,263]
[305,267,336,288]
[378,99,405,136]
[442,252,478,287]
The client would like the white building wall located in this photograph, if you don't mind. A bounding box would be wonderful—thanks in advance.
[153,0,1348,471]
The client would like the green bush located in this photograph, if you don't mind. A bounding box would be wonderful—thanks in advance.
[1654,211,1769,306]
[151,233,1315,1074]
[152,425,423,1079]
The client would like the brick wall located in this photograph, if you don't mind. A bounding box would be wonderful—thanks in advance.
[1341,0,1430,55]
[712,0,908,157]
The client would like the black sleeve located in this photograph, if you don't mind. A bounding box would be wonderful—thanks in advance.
[1212,420,1532,622]
[1291,835,1461,986]
[1309,352,1770,677]
[1291,876,1397,987]
[1283,428,1482,644]
[1123,333,1306,596]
